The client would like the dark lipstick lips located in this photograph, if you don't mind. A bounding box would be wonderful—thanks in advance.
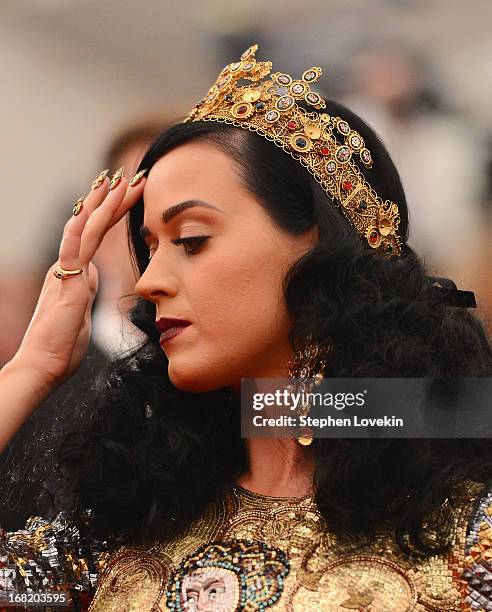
[155,317,191,334]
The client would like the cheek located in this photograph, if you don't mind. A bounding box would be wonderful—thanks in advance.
[190,243,288,340]
[165,233,298,391]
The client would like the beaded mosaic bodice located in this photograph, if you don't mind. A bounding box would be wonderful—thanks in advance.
[2,480,491,611]
[87,480,491,611]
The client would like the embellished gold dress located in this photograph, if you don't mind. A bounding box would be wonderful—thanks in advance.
[1,480,491,611]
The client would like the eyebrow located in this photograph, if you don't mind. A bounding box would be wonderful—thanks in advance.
[139,199,223,240]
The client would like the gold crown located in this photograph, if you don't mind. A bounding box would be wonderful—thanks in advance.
[184,43,403,256]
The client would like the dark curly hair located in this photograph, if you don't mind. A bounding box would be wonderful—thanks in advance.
[7,99,492,557]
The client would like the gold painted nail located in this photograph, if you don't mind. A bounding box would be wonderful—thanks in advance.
[73,196,85,216]
[91,168,109,190]
[109,166,125,190]
[129,169,147,187]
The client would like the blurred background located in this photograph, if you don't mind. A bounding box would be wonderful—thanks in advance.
[1,0,492,365]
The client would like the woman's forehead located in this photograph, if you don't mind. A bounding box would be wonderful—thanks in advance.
[142,142,251,215]
[147,140,235,182]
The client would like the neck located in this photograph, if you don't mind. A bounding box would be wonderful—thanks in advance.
[230,356,313,498]
[235,437,315,498]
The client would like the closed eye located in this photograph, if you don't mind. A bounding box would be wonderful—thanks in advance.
[171,235,210,256]
[147,235,211,261]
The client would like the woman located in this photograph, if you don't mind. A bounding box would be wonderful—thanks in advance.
[1,44,492,611]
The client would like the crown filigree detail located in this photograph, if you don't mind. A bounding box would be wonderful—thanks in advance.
[184,43,403,256]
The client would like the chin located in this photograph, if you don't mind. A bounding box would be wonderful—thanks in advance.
[167,361,227,393]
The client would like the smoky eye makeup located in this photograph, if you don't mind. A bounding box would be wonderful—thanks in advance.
[141,207,219,240]
[147,233,211,260]
[171,234,210,256]
[140,206,222,262]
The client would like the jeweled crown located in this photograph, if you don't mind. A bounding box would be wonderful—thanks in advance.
[184,43,403,256]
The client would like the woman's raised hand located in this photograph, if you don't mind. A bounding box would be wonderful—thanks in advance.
[12,168,147,392]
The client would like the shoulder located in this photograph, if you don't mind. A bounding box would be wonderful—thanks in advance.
[461,480,492,609]
[1,509,109,595]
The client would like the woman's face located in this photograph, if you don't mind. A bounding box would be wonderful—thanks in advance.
[134,140,317,392]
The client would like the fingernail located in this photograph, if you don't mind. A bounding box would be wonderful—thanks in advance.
[129,169,147,187]
[109,166,125,190]
[73,196,85,216]
[91,168,109,190]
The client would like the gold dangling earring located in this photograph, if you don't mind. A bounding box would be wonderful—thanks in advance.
[288,334,331,446]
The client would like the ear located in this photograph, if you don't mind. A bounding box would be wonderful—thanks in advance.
[304,224,319,247]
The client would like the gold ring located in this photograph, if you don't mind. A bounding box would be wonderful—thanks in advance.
[53,266,83,280]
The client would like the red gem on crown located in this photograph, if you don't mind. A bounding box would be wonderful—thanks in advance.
[369,230,379,244]
[342,180,353,191]
[287,120,297,131]
[320,146,330,156]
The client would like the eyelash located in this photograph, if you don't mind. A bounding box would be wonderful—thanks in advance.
[148,235,210,260]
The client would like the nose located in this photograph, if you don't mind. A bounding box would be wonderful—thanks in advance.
[134,260,179,302]
[196,589,213,611]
